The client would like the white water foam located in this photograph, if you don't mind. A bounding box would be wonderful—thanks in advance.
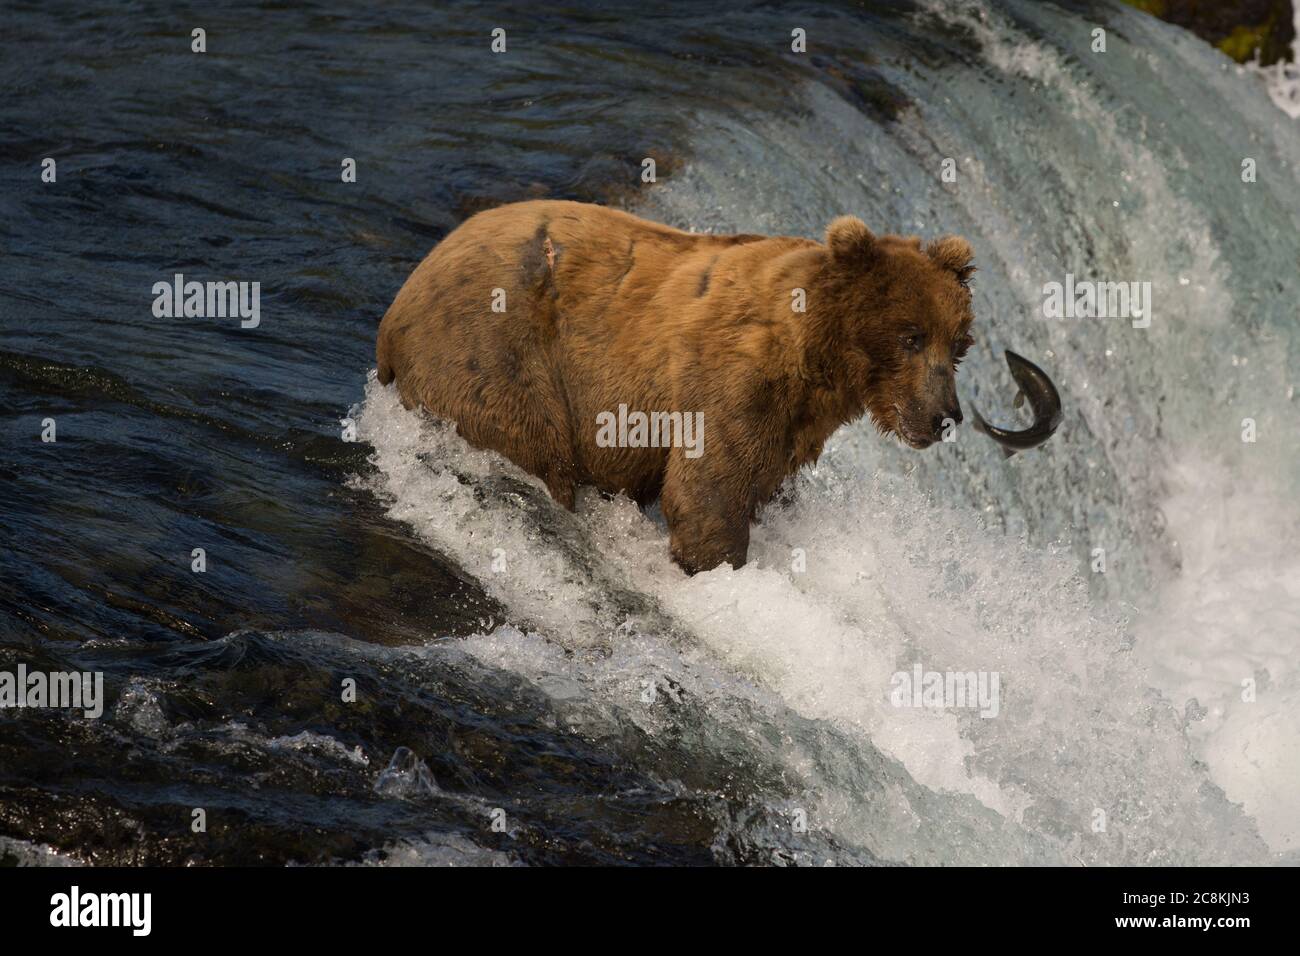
[353,380,1268,864]
[1244,6,1300,118]
[355,831,518,867]
[1133,455,1300,855]
[0,835,83,867]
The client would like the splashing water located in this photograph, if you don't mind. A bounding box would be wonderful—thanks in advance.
[1245,5,1300,118]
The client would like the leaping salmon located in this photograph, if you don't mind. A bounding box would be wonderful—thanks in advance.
[970,350,1063,457]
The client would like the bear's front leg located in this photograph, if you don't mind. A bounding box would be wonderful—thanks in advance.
[544,465,577,511]
[660,454,752,574]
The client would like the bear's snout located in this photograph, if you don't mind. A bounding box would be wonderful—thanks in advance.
[931,402,963,436]
[915,367,963,442]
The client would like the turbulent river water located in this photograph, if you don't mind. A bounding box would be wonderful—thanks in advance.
[2,0,1297,866]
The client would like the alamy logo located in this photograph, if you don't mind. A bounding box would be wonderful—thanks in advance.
[50,886,151,936]
[890,663,1000,719]
[0,664,104,718]
[1042,273,1151,328]
[152,273,260,328]
[595,404,704,459]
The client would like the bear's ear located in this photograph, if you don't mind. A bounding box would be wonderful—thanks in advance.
[825,216,878,265]
[926,235,976,285]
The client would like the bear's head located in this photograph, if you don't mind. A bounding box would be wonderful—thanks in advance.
[822,216,976,449]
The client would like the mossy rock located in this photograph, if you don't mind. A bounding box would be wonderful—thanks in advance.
[1122,0,1296,65]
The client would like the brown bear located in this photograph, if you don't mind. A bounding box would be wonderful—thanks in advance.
[376,199,975,573]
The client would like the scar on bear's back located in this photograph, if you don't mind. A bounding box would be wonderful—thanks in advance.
[613,237,637,287]
[696,255,720,297]
[520,222,557,282]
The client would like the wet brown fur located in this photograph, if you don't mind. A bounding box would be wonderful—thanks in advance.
[376,200,975,573]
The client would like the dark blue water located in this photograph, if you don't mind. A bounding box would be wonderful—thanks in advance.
[3,0,1297,866]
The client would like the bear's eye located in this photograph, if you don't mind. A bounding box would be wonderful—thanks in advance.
[903,332,927,353]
